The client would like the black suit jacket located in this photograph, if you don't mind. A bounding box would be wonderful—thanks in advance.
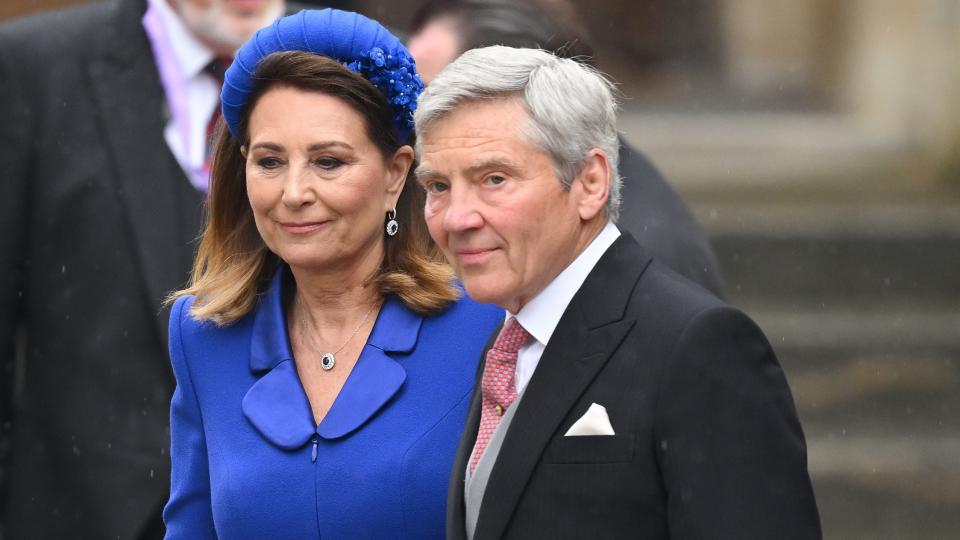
[448,234,820,539]
[0,1,204,537]
[616,138,725,298]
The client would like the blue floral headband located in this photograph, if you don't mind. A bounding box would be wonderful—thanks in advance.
[221,9,423,142]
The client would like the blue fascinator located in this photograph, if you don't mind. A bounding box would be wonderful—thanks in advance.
[221,9,423,142]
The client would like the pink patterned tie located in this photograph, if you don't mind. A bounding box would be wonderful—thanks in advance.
[470,317,532,473]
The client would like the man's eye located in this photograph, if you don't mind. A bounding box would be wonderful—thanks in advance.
[484,175,505,185]
[257,157,283,169]
[426,182,449,194]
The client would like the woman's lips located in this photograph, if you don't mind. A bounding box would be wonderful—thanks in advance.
[279,221,329,235]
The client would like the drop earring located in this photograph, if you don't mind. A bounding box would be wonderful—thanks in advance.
[385,208,399,237]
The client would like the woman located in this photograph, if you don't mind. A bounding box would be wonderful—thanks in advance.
[163,9,502,538]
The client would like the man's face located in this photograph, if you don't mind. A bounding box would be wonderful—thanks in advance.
[407,17,460,84]
[417,99,592,313]
[170,0,285,55]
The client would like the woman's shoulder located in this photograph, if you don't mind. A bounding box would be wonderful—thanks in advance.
[170,294,196,320]
[427,288,504,330]
[169,295,211,338]
[168,295,256,361]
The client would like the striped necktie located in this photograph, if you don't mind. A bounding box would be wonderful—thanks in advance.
[203,57,231,176]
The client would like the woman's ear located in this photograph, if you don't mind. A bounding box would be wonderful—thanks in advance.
[573,148,611,221]
[240,146,248,159]
[385,145,415,208]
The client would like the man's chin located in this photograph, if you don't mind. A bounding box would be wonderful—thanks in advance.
[180,1,284,54]
[460,278,510,310]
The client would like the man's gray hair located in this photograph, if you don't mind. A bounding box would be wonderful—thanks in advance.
[413,46,622,221]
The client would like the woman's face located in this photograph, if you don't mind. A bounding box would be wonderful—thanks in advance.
[244,86,412,276]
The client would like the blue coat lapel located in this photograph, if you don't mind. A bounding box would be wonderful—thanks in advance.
[242,268,422,449]
[242,360,314,449]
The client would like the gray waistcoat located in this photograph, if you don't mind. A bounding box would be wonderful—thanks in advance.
[464,389,528,540]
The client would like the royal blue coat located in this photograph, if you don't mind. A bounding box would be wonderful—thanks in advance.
[163,268,503,539]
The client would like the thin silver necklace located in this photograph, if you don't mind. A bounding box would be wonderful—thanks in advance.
[296,296,376,371]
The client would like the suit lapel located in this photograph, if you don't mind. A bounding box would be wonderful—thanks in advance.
[473,235,652,539]
[447,323,502,540]
[85,0,197,339]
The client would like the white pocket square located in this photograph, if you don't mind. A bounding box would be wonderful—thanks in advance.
[564,403,615,436]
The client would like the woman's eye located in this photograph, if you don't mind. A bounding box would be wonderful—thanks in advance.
[315,157,344,170]
[257,157,283,170]
[484,175,506,186]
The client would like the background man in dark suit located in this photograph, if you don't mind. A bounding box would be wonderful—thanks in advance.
[0,0,282,537]
[407,0,725,297]
[414,45,820,539]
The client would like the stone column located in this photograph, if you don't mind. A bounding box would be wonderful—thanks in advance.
[718,0,835,99]
[840,0,960,182]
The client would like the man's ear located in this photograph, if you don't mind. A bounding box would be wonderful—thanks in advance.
[574,148,611,221]
[385,145,414,209]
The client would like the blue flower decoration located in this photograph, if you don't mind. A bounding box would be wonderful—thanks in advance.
[342,46,424,139]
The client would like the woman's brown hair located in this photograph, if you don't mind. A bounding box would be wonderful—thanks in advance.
[170,51,458,325]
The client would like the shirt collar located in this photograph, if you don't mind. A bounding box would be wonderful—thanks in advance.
[148,0,215,79]
[513,221,621,347]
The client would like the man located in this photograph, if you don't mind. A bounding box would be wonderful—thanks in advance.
[414,46,820,539]
[0,0,282,537]
[407,0,725,297]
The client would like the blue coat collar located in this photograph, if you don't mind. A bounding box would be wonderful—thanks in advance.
[242,268,421,449]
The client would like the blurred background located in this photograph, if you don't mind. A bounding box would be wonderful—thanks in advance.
[5,0,959,538]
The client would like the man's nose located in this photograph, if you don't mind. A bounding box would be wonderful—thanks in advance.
[442,186,484,232]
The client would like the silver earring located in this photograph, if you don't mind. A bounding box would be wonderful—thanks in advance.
[385,208,399,237]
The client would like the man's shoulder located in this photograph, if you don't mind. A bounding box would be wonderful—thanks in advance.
[577,234,723,335]
[582,254,743,370]
[624,255,729,333]
[615,138,725,297]
[641,258,724,307]
[0,0,118,46]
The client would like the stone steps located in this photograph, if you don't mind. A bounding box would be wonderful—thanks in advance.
[701,200,960,311]
[620,111,914,195]
[620,109,960,537]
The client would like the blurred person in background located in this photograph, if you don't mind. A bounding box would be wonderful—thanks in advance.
[407,0,725,298]
[163,9,502,538]
[0,0,283,537]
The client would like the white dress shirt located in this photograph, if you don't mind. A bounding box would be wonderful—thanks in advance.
[511,221,621,393]
[145,0,220,191]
